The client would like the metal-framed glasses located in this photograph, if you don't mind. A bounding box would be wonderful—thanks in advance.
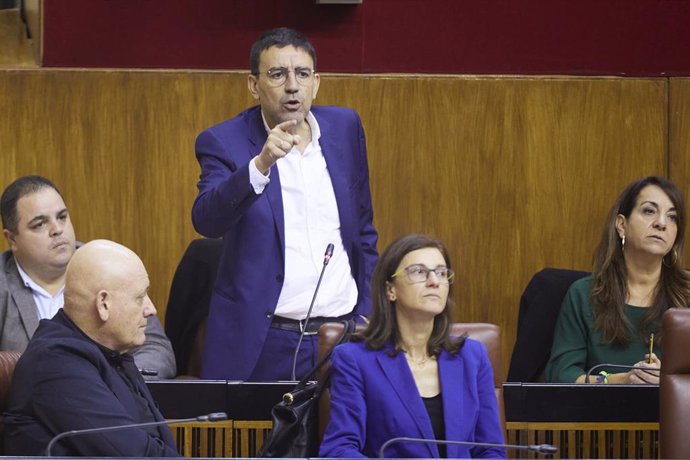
[391,264,455,285]
[254,67,315,87]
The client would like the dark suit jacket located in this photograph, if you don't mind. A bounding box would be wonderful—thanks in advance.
[0,250,177,378]
[3,310,179,457]
[193,105,378,380]
[319,340,505,459]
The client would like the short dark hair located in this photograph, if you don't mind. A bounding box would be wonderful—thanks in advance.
[358,233,466,356]
[1,175,62,233]
[249,27,317,75]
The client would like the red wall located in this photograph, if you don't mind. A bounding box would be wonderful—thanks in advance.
[43,0,690,76]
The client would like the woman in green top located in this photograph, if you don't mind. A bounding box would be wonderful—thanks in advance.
[547,176,690,384]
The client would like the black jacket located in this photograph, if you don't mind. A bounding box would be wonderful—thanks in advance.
[3,309,179,456]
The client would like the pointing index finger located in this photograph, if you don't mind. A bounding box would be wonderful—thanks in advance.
[276,119,298,132]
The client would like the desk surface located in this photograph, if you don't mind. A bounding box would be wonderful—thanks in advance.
[147,380,297,420]
[503,382,658,422]
[149,380,660,423]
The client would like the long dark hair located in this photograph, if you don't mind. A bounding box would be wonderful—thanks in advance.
[591,176,690,345]
[358,234,465,356]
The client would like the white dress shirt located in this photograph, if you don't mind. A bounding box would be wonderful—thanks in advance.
[249,112,358,319]
[15,262,64,320]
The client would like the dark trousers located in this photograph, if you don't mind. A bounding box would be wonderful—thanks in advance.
[247,326,320,381]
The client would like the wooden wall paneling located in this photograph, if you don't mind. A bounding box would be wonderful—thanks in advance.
[1,70,668,377]
[318,75,667,373]
[0,69,254,325]
[669,78,690,268]
[0,7,35,67]
[23,0,41,64]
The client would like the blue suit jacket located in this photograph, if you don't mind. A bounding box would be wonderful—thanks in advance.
[319,340,505,459]
[192,105,378,380]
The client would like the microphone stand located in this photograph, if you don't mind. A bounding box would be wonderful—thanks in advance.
[379,436,558,458]
[584,363,658,383]
[290,243,334,381]
[45,412,227,456]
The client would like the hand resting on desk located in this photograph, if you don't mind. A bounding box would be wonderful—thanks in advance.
[628,353,661,384]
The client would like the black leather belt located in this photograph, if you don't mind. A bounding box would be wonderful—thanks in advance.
[270,314,352,335]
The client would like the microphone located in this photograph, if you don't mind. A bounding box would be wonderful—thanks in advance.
[45,412,227,456]
[379,436,558,458]
[290,243,335,381]
[584,363,659,383]
[323,242,335,265]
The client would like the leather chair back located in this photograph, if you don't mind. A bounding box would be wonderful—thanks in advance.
[164,238,223,377]
[660,308,690,459]
[317,322,503,442]
[507,268,588,382]
[0,351,21,454]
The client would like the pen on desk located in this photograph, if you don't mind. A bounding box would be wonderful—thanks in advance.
[648,333,654,364]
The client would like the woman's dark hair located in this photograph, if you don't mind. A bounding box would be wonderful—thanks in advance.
[591,176,690,345]
[358,234,465,356]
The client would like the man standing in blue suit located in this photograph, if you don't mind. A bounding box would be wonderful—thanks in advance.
[192,28,378,380]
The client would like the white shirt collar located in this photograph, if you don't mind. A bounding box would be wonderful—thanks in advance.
[15,260,65,319]
[14,261,53,298]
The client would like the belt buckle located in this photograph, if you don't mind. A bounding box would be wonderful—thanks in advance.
[300,319,318,336]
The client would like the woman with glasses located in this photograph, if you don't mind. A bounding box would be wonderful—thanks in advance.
[546,176,690,384]
[319,234,504,458]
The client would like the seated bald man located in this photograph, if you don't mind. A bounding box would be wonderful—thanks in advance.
[3,240,180,457]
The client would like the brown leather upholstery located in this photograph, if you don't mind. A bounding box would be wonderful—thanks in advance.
[660,308,690,459]
[0,350,21,454]
[317,322,504,442]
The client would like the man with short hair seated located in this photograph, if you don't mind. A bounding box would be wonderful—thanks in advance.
[0,175,175,378]
[3,240,180,457]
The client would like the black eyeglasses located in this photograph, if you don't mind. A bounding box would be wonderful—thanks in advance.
[253,67,315,87]
[391,264,455,285]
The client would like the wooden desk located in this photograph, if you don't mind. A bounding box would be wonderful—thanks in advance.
[503,383,659,459]
[148,380,294,457]
[148,380,661,458]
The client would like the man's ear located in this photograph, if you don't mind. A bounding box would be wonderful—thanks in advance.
[247,74,260,100]
[311,72,321,100]
[615,214,626,239]
[96,290,111,322]
[3,229,17,249]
